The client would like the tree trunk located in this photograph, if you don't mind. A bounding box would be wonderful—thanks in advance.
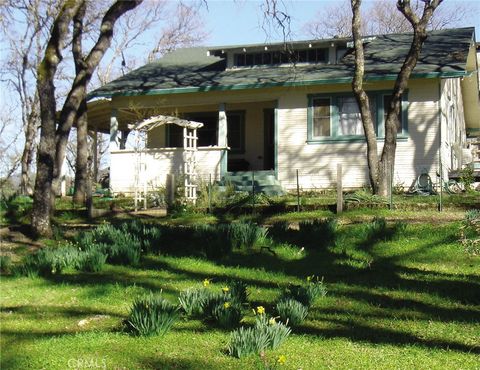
[20,108,38,195]
[351,0,380,194]
[350,0,442,196]
[73,100,88,204]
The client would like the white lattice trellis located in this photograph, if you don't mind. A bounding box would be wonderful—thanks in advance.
[129,115,203,209]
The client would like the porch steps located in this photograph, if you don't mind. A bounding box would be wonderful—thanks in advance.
[218,170,286,196]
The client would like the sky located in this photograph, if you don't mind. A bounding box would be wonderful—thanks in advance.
[199,0,480,46]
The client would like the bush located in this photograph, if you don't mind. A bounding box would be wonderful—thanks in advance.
[282,277,327,308]
[125,293,179,336]
[178,288,210,317]
[76,250,107,272]
[299,218,337,248]
[211,301,242,329]
[276,298,308,326]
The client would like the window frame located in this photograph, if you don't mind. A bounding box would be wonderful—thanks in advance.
[307,90,409,143]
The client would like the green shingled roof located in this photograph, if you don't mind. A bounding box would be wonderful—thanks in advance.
[89,27,475,99]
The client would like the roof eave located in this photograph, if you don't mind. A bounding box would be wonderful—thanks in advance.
[87,70,469,100]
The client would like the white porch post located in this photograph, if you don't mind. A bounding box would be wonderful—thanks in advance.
[218,103,228,175]
[110,108,120,152]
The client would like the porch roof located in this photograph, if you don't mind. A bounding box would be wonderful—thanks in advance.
[88,27,475,99]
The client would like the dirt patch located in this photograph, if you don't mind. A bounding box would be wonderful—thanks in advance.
[0,226,42,260]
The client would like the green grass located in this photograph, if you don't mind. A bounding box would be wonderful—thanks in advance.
[1,219,479,369]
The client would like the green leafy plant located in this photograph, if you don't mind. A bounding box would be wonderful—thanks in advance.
[0,255,12,274]
[299,218,337,248]
[460,209,480,256]
[211,301,242,329]
[282,276,327,307]
[227,222,268,249]
[178,288,210,316]
[227,326,270,358]
[76,250,107,272]
[275,298,308,326]
[125,293,179,336]
[17,245,80,277]
[254,313,291,350]
[459,165,475,192]
[227,280,249,304]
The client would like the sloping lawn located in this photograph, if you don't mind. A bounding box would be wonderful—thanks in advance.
[1,220,479,369]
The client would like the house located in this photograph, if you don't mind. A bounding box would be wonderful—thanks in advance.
[86,27,479,196]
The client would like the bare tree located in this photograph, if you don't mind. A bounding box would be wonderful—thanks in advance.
[304,0,471,38]
[0,107,22,191]
[351,0,442,195]
[32,0,142,237]
[0,0,59,195]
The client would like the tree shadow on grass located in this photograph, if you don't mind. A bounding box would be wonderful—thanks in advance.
[295,318,480,355]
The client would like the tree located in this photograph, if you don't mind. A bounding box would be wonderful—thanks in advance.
[72,1,207,204]
[351,0,442,195]
[32,0,142,237]
[0,0,60,195]
[304,0,471,38]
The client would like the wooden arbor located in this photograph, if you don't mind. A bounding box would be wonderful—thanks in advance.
[129,115,204,208]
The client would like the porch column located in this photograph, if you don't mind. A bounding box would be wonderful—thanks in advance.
[218,103,228,175]
[93,127,98,183]
[110,108,120,152]
[120,129,130,150]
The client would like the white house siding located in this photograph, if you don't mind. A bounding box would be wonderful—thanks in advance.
[439,78,466,175]
[110,148,223,194]
[110,79,445,191]
[276,79,442,191]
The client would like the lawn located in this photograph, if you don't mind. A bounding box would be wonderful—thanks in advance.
[1,213,479,369]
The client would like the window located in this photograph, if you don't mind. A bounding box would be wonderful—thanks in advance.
[337,97,364,136]
[308,91,408,142]
[312,98,331,137]
[166,111,245,152]
[233,48,329,67]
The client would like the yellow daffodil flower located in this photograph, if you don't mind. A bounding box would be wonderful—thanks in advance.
[269,317,276,325]
[203,278,210,287]
[223,302,231,309]
[277,355,286,365]
[222,287,229,293]
[256,306,265,315]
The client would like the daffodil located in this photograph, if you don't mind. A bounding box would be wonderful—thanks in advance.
[256,306,265,315]
[203,278,210,287]
[277,355,286,365]
[222,286,229,293]
[307,274,314,282]
[269,317,276,325]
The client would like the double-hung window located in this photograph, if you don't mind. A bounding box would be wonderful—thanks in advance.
[308,91,408,142]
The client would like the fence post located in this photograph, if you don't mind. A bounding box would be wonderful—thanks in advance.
[251,171,255,213]
[166,173,175,207]
[296,169,300,212]
[208,173,212,213]
[337,163,343,214]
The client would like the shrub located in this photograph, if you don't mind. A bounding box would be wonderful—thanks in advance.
[125,293,179,336]
[76,250,107,272]
[178,288,210,317]
[459,165,475,192]
[211,301,242,329]
[282,277,327,307]
[299,218,337,248]
[276,298,308,326]
[203,291,228,317]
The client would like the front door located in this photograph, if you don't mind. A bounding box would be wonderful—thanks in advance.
[263,109,275,171]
